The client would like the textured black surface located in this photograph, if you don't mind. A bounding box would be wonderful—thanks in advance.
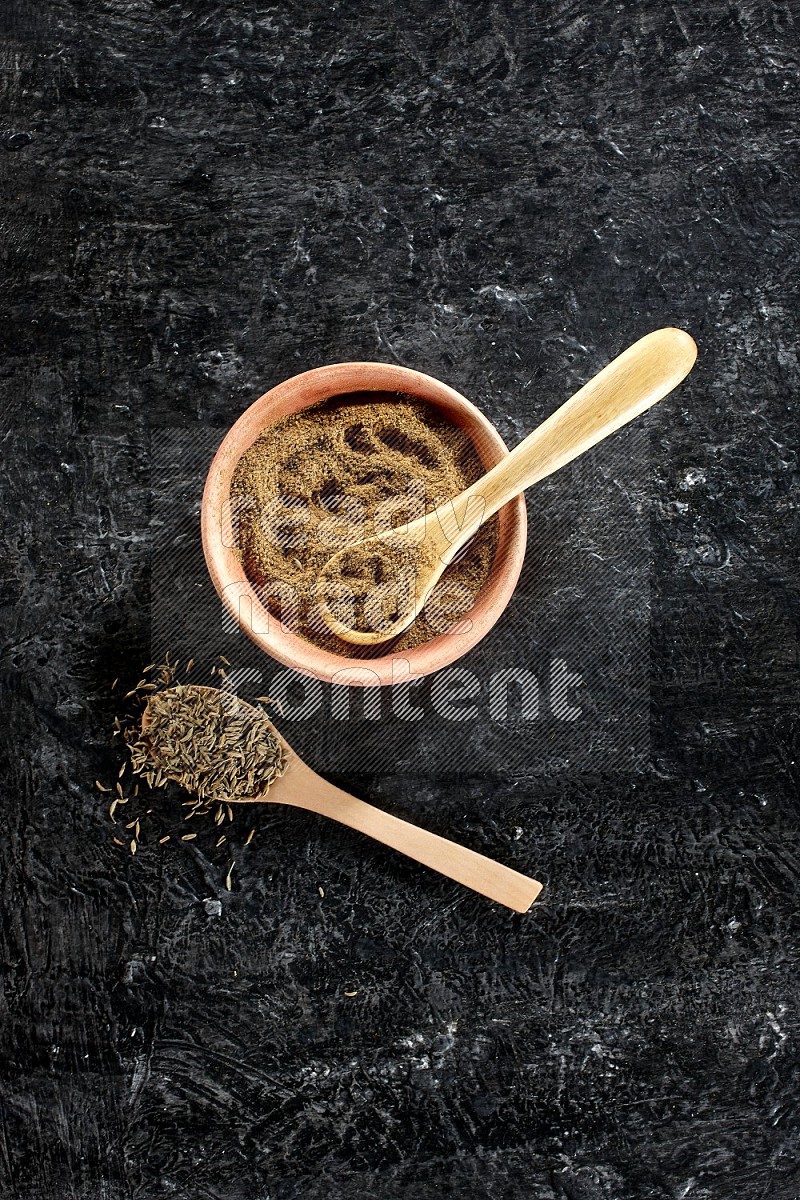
[1,2,798,1198]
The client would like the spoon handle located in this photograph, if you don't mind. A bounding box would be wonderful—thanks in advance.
[279,758,542,912]
[451,327,696,534]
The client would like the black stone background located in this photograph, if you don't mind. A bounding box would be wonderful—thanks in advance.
[1,2,797,1198]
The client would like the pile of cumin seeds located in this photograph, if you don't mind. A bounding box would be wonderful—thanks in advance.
[126,684,289,804]
[100,657,286,891]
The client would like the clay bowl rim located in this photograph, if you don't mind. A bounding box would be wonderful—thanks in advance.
[201,362,527,688]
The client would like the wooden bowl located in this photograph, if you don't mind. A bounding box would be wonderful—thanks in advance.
[201,362,527,687]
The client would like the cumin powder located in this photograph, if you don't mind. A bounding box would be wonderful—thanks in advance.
[230,391,499,654]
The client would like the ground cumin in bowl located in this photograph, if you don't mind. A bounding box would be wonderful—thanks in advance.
[202,363,527,687]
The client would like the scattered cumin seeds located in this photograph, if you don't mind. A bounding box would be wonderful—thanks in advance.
[109,669,290,894]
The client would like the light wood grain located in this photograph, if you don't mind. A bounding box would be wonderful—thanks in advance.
[319,328,697,644]
[266,754,542,912]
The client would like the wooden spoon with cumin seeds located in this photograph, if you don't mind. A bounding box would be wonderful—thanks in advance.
[141,684,542,913]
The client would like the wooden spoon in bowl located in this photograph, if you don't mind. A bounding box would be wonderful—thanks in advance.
[141,686,542,913]
[317,328,697,645]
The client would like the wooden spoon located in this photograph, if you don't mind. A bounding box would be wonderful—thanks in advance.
[142,686,542,913]
[317,327,697,645]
